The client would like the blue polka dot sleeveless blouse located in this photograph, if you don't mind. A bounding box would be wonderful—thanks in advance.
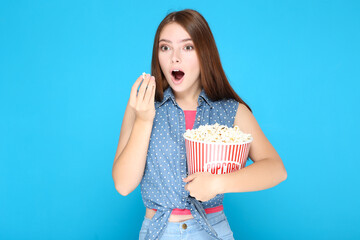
[140,87,239,239]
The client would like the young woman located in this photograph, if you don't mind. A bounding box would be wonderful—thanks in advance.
[112,9,287,240]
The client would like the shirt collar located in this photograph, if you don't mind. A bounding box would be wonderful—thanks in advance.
[198,88,214,108]
[155,87,213,109]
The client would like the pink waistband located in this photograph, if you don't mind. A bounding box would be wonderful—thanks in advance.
[152,205,224,215]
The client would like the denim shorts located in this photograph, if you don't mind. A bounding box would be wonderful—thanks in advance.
[139,210,234,240]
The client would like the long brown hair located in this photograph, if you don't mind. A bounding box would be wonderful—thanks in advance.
[151,9,251,112]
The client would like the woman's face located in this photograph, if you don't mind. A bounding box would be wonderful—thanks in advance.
[158,23,201,96]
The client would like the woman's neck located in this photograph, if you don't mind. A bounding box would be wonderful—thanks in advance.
[174,87,201,111]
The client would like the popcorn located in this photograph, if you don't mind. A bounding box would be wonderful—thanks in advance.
[183,123,252,144]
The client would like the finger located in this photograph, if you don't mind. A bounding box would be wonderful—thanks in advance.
[137,74,151,102]
[144,76,156,104]
[142,74,153,102]
[130,74,145,104]
[149,79,156,104]
[183,173,197,182]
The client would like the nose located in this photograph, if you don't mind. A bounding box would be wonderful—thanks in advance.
[171,48,181,63]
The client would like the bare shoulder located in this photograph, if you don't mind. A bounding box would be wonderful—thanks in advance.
[234,103,279,162]
[234,103,258,135]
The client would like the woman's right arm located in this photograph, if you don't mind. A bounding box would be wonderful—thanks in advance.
[112,74,156,196]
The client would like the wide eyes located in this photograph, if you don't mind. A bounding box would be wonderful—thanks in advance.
[160,45,170,51]
[184,45,194,51]
[159,45,194,52]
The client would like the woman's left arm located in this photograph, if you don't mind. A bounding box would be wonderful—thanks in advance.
[184,103,287,200]
[215,103,287,194]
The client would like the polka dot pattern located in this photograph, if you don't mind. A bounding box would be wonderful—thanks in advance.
[140,87,239,240]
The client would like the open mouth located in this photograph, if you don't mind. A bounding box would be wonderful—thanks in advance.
[171,70,185,81]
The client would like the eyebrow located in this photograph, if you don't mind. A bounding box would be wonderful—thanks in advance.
[159,38,193,43]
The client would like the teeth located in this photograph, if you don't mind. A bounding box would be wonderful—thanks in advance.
[173,69,180,72]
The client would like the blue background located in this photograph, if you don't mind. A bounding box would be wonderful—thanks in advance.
[1,0,359,239]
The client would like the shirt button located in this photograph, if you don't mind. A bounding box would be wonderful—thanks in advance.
[197,117,201,121]
[181,155,185,158]
[182,223,187,230]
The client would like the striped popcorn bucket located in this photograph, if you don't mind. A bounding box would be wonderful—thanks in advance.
[184,137,252,175]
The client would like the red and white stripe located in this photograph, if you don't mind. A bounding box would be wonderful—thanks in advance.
[185,139,251,175]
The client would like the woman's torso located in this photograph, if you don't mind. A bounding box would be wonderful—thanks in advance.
[145,108,196,222]
[140,88,239,230]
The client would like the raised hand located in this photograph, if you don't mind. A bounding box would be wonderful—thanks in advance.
[128,73,156,123]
